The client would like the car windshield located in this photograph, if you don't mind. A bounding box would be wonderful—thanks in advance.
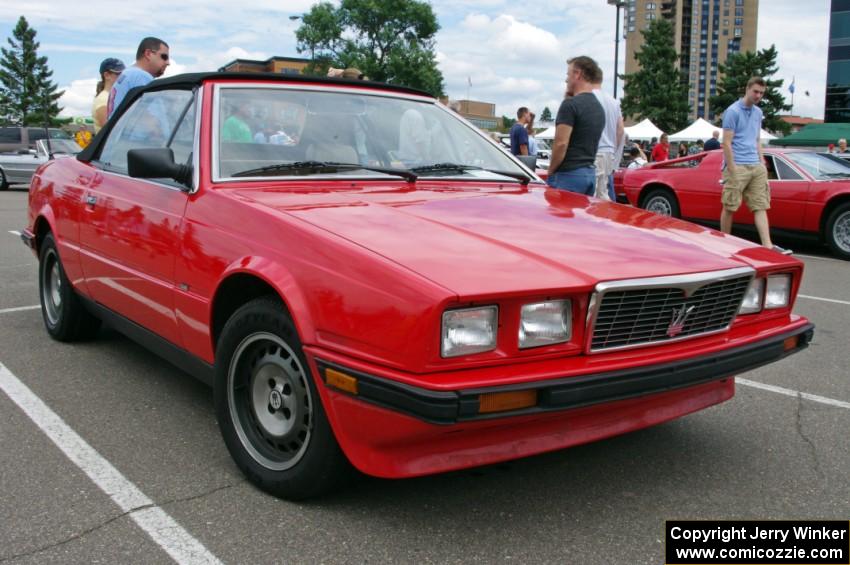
[41,139,82,154]
[216,86,531,182]
[784,151,850,179]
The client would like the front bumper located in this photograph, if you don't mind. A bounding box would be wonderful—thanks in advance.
[315,323,813,425]
[308,322,813,478]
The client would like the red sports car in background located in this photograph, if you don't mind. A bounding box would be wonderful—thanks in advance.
[616,149,850,259]
[23,73,813,499]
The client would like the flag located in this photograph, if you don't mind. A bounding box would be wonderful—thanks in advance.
[788,78,795,95]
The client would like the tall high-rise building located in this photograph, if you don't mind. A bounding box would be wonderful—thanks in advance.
[826,0,850,122]
[623,0,759,121]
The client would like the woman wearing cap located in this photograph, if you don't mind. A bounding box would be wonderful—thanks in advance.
[92,58,126,133]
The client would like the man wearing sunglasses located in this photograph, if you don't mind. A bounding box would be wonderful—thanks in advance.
[107,36,170,118]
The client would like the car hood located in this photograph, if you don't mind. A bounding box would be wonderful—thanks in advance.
[233,183,772,297]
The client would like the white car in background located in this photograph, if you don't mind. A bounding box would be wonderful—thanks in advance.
[0,138,81,189]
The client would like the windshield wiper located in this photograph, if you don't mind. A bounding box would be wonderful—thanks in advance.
[232,160,417,182]
[409,163,531,185]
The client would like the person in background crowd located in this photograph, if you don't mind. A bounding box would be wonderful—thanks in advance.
[647,136,658,159]
[221,104,253,143]
[626,145,648,169]
[689,139,704,155]
[837,138,848,154]
[526,112,539,157]
[591,73,625,201]
[546,55,605,195]
[107,37,170,117]
[510,107,531,155]
[92,58,125,133]
[704,129,721,151]
[677,141,689,158]
[651,133,670,162]
[720,76,790,254]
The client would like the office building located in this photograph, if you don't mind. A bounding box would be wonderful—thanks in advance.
[218,56,310,75]
[623,0,758,121]
[827,0,850,122]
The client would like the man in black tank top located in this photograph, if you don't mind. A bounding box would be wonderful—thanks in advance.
[546,56,606,195]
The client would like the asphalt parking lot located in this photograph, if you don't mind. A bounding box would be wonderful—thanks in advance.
[1,184,848,565]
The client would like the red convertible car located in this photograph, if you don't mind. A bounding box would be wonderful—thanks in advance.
[23,73,813,499]
[616,149,850,259]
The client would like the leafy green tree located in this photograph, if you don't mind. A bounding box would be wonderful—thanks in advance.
[708,45,791,136]
[620,19,689,134]
[295,0,444,97]
[0,16,64,126]
[500,116,516,132]
[540,106,552,122]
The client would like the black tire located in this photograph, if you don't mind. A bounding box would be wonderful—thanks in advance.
[0,168,8,190]
[825,202,850,260]
[38,233,101,341]
[214,296,351,500]
[641,188,681,218]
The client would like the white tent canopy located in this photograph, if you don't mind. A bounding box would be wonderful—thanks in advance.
[536,126,556,139]
[624,118,663,141]
[669,118,721,143]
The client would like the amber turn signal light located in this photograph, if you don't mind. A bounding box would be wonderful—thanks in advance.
[325,368,359,395]
[478,390,537,414]
[783,336,799,352]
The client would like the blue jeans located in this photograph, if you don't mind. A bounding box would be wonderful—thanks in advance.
[607,173,616,201]
[547,167,596,195]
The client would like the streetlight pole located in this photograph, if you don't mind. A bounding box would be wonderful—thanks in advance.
[607,0,626,99]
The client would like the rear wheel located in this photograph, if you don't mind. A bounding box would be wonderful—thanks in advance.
[214,296,351,500]
[0,168,8,190]
[38,233,101,341]
[825,202,850,260]
[642,188,680,218]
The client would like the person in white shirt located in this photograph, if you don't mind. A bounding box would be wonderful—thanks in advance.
[591,77,624,201]
[626,145,648,169]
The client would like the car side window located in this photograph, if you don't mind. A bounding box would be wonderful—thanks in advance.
[98,89,194,173]
[0,128,22,142]
[763,155,778,180]
[774,157,804,181]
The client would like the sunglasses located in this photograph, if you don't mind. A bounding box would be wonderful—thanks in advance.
[149,50,169,61]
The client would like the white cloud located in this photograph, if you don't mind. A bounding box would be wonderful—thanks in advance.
[58,78,98,118]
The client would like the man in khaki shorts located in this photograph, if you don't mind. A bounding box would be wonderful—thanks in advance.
[719,77,791,254]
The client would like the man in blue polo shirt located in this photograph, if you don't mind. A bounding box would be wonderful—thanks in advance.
[720,76,790,254]
[509,107,531,155]
[107,37,170,118]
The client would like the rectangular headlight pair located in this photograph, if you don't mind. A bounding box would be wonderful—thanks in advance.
[441,300,571,358]
[739,274,791,314]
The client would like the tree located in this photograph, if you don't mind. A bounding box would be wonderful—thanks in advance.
[620,19,689,134]
[708,46,792,136]
[295,0,444,97]
[540,106,552,122]
[0,16,64,126]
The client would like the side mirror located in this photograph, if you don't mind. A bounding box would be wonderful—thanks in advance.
[127,148,192,189]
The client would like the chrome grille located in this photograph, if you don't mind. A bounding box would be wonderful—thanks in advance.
[589,269,753,352]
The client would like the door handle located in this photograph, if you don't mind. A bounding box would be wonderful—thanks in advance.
[85,194,97,207]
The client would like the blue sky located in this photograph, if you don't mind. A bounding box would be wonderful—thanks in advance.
[0,0,830,126]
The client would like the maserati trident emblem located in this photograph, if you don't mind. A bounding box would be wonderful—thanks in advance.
[667,305,696,337]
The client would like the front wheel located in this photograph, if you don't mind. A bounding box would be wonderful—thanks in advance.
[0,168,8,190]
[825,202,850,260]
[214,296,351,500]
[642,188,681,218]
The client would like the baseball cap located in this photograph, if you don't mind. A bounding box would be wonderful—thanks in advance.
[99,58,126,75]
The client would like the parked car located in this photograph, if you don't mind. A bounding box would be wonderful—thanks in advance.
[0,126,73,153]
[0,139,82,189]
[616,149,850,260]
[23,72,813,500]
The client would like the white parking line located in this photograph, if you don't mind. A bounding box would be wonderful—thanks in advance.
[798,294,850,306]
[0,362,222,565]
[737,378,850,410]
[0,305,40,315]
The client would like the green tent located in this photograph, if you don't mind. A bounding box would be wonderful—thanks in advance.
[769,123,850,147]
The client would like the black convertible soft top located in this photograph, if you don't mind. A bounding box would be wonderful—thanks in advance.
[78,71,433,162]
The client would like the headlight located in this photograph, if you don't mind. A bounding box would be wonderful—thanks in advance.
[441,306,498,357]
[519,300,571,349]
[765,274,791,309]
[739,278,764,314]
